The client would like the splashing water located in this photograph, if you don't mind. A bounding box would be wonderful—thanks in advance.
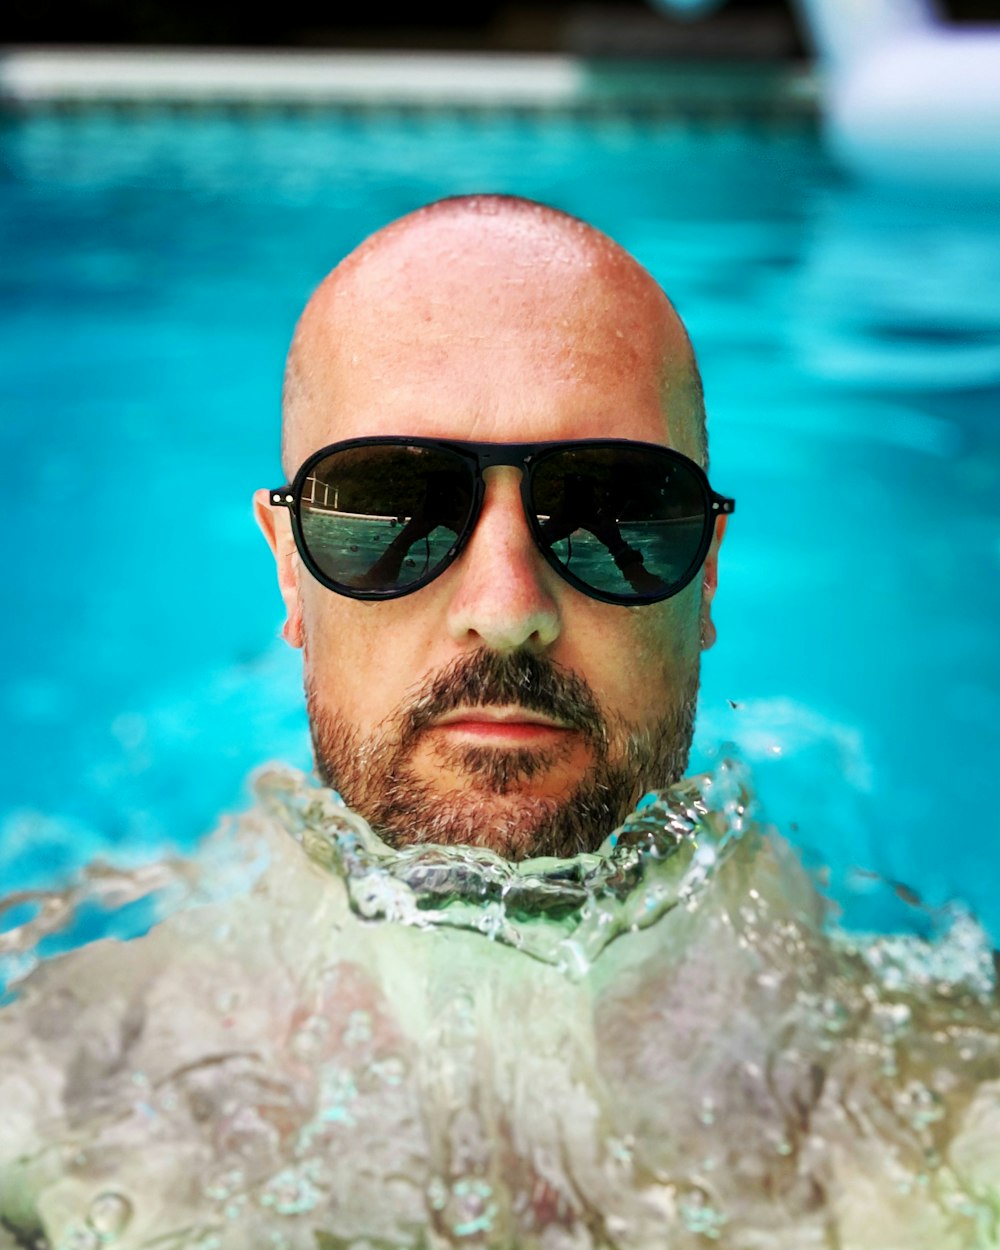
[1,760,998,1250]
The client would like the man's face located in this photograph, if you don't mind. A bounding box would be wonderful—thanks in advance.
[257,209,724,858]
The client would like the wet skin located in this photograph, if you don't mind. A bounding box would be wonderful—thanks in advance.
[255,201,727,850]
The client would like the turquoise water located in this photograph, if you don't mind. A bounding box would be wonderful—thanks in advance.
[1,107,998,936]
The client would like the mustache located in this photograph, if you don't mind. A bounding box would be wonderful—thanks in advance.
[401,649,607,747]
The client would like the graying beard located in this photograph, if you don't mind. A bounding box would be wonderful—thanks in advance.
[311,706,696,862]
[307,650,698,861]
[432,741,576,792]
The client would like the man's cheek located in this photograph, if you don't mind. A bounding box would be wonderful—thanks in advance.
[302,598,362,684]
[640,590,702,671]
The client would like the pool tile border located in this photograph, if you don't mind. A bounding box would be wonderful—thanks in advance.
[0,48,818,120]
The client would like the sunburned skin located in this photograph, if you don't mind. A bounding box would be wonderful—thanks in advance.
[1,766,998,1250]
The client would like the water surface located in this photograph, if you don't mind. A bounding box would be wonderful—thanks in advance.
[2,762,998,1249]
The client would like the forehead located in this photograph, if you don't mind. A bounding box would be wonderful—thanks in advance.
[284,212,697,466]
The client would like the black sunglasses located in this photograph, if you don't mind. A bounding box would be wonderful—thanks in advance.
[270,437,735,607]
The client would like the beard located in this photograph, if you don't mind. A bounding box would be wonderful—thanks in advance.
[307,648,699,861]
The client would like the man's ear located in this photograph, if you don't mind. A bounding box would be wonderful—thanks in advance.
[253,489,304,649]
[700,514,727,651]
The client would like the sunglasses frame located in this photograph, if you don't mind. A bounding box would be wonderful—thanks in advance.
[270,436,735,607]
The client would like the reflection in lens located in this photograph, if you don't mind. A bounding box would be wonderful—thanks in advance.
[299,445,473,592]
[533,448,707,599]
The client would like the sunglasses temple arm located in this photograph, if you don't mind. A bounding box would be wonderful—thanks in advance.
[269,487,294,508]
[711,494,736,515]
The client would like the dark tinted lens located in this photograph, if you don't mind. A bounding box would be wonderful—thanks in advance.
[531,446,708,599]
[298,444,473,593]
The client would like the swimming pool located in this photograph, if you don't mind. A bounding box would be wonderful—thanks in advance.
[1,101,998,940]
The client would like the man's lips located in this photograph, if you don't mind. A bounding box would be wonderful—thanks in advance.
[428,706,573,742]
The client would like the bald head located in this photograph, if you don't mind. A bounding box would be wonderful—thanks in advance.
[281,195,706,475]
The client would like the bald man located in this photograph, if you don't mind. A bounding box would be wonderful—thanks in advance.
[11,198,1000,1250]
[255,194,730,860]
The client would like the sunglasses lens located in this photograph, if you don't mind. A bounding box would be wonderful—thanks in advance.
[298,444,474,594]
[531,447,709,600]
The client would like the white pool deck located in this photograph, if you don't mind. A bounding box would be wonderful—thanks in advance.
[0,47,816,111]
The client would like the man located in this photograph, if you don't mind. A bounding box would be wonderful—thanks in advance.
[3,197,999,1250]
[254,194,731,860]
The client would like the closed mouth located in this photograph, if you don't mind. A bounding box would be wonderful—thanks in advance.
[430,706,573,737]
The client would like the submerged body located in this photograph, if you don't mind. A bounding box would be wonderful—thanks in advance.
[2,765,998,1250]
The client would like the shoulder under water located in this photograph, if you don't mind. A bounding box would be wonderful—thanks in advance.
[1,760,999,1250]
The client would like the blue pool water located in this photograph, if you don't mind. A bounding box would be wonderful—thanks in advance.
[1,107,998,936]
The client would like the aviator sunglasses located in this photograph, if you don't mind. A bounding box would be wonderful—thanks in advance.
[270,437,735,607]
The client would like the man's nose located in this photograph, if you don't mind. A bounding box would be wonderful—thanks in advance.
[446,467,561,652]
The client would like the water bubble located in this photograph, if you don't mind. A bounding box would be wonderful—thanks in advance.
[873,1001,912,1037]
[57,1227,99,1250]
[443,1177,499,1238]
[426,1176,449,1211]
[291,1013,330,1061]
[259,1165,323,1216]
[86,1192,133,1240]
[318,1066,357,1122]
[204,1169,246,1203]
[369,1055,407,1086]
[677,1186,727,1240]
[896,1080,945,1131]
[341,1008,372,1047]
[818,996,850,1035]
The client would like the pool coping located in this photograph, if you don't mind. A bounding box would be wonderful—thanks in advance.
[0,47,818,116]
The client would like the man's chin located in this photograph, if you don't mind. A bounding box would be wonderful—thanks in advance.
[416,736,592,798]
[384,789,576,860]
[361,762,639,861]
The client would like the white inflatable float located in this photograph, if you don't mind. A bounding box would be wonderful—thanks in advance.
[648,0,1000,192]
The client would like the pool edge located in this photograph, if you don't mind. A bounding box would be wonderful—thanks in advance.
[0,47,818,117]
